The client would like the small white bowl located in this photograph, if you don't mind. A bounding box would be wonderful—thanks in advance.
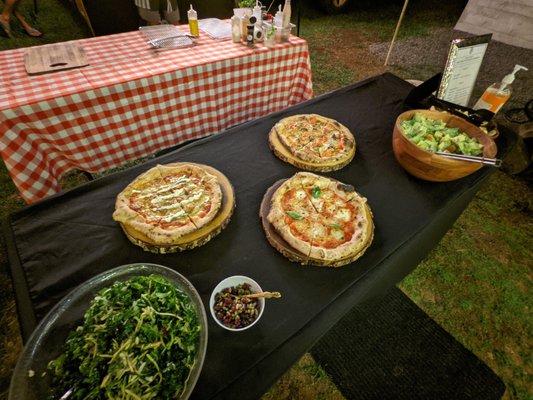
[210,275,265,332]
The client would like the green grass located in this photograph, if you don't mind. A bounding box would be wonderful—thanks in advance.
[399,171,533,400]
[1,1,532,400]
[0,0,89,51]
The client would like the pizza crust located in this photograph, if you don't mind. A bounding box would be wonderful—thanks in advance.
[113,163,223,245]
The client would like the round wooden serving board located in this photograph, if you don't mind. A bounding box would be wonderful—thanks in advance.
[121,163,235,254]
[260,179,374,268]
[269,128,355,172]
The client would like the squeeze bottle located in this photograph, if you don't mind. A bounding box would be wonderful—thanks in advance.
[474,65,528,113]
[282,0,291,28]
[188,4,199,37]
[274,5,283,27]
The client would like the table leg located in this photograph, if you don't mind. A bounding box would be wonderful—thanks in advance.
[296,0,301,36]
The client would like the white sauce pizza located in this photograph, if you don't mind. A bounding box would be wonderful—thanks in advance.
[272,114,355,165]
[113,163,222,245]
[267,172,373,262]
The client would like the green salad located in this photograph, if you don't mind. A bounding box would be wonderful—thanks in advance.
[401,113,484,156]
[48,275,200,400]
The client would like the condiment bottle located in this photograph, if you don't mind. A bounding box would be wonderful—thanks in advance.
[247,16,257,47]
[241,10,251,41]
[188,4,199,37]
[231,15,241,43]
[274,5,283,27]
[253,0,262,24]
[282,0,291,28]
[473,64,528,113]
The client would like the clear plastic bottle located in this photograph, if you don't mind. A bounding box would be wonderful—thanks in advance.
[282,0,291,28]
[188,5,199,37]
[231,15,241,43]
[474,64,528,113]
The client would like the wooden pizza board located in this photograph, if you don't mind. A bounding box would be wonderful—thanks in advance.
[120,163,235,254]
[268,128,356,172]
[260,179,374,268]
[24,43,89,75]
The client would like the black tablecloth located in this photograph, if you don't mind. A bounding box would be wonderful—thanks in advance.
[3,73,496,400]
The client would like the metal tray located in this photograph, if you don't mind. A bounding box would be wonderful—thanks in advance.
[140,25,194,49]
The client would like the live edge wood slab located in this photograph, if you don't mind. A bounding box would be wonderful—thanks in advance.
[259,179,374,268]
[121,163,235,254]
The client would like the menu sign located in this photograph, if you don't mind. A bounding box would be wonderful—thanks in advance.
[437,34,492,107]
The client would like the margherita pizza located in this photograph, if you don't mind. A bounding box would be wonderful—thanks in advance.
[266,172,373,266]
[113,163,222,246]
[269,114,355,171]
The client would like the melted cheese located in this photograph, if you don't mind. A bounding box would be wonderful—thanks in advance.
[295,189,307,200]
[334,208,351,222]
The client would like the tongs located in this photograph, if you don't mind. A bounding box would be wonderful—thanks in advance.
[435,151,502,167]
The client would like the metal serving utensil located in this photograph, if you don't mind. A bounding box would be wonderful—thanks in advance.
[59,388,73,399]
[435,151,502,167]
[148,34,195,46]
[242,291,282,300]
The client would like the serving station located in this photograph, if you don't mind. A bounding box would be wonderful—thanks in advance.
[0,25,312,204]
[3,72,506,400]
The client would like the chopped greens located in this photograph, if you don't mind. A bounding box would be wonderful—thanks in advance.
[311,186,322,199]
[401,113,484,156]
[329,223,342,230]
[48,275,200,400]
[286,211,303,220]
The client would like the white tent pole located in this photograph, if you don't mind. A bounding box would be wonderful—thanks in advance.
[384,0,409,66]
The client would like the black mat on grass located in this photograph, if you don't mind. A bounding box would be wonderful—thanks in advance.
[311,288,505,400]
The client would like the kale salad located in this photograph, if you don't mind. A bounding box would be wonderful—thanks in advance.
[401,113,484,156]
[47,275,201,400]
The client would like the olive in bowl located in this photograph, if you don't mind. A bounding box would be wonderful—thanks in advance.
[209,276,265,332]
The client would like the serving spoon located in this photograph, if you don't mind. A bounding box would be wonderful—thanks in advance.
[242,291,282,299]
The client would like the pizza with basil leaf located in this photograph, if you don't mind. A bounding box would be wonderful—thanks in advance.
[266,172,373,264]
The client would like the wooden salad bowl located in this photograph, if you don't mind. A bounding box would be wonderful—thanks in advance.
[392,109,498,182]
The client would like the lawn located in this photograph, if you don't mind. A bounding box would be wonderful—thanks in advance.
[0,1,531,399]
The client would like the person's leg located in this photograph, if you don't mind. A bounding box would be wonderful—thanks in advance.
[162,0,179,25]
[138,7,161,26]
[13,0,42,37]
[1,0,18,18]
[0,0,18,37]
[163,9,180,25]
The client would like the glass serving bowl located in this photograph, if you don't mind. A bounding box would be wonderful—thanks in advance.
[9,263,208,400]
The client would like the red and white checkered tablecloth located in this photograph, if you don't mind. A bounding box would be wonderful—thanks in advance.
[0,26,313,203]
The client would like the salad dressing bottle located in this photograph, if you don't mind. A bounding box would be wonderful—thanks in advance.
[474,64,528,113]
[188,4,199,37]
[282,0,291,28]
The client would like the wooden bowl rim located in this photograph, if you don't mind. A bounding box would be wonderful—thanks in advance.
[395,109,497,165]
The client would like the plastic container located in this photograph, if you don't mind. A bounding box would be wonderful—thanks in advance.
[188,4,199,37]
[282,0,291,28]
[231,15,241,43]
[264,21,295,43]
[474,64,528,113]
[209,275,265,332]
[9,264,208,400]
[264,22,276,47]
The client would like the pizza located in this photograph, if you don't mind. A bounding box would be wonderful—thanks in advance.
[113,163,222,245]
[269,114,355,171]
[266,172,373,264]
